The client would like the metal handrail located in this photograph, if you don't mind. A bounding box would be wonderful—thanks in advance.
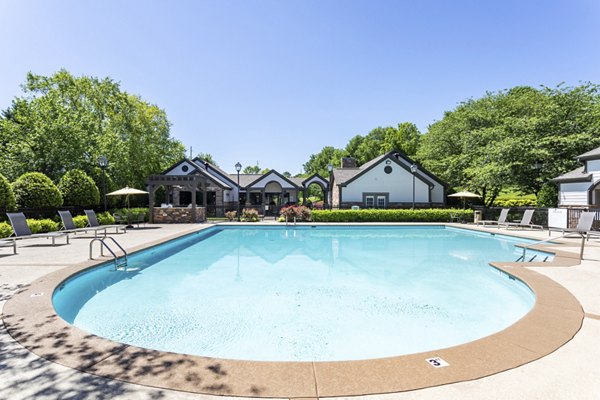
[520,232,586,262]
[89,237,128,270]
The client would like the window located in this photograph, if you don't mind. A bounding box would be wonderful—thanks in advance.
[377,196,386,208]
[365,196,374,208]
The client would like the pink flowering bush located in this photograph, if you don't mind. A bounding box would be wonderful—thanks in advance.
[280,205,312,222]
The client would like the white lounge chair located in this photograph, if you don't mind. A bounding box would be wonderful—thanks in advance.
[477,208,509,227]
[500,209,543,230]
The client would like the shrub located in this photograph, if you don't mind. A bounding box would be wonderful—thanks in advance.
[12,172,63,208]
[225,210,237,221]
[58,169,100,207]
[113,208,149,223]
[0,222,12,238]
[311,209,473,223]
[280,205,312,222]
[0,173,16,211]
[26,218,59,233]
[537,183,558,208]
[72,215,88,228]
[492,195,537,208]
[96,211,115,225]
[241,208,259,222]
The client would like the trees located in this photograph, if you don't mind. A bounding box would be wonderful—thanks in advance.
[243,165,261,174]
[0,70,185,188]
[303,123,422,176]
[196,152,218,166]
[417,84,600,205]
[0,174,16,211]
[303,146,347,177]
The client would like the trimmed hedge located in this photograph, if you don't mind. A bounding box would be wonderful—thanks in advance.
[58,169,100,207]
[312,209,474,223]
[0,173,16,211]
[12,172,63,208]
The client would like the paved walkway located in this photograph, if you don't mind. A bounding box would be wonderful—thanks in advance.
[1,223,599,399]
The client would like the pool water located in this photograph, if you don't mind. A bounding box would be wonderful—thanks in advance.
[53,226,537,362]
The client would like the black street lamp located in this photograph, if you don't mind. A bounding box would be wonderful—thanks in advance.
[327,163,333,210]
[98,155,109,212]
[235,162,242,221]
[410,163,418,209]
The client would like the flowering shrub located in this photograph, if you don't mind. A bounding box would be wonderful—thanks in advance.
[225,210,237,221]
[280,205,312,222]
[241,208,259,222]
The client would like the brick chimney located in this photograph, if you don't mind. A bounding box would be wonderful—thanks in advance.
[341,157,358,168]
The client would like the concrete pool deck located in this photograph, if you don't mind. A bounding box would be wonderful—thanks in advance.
[1,222,599,399]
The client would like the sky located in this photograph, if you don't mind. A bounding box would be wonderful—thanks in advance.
[1,0,600,175]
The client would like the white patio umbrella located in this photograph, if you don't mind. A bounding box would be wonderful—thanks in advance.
[448,191,481,209]
[107,186,148,209]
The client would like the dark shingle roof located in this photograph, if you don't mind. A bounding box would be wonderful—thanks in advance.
[551,166,593,183]
[578,146,600,161]
[332,168,361,184]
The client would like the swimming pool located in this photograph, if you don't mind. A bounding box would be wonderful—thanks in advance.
[53,225,538,362]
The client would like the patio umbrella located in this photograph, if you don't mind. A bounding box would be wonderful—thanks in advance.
[107,186,148,209]
[448,191,481,209]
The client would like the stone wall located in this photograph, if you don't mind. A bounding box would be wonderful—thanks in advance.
[152,207,205,223]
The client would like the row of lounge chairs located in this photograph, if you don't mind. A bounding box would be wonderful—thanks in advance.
[477,208,600,239]
[1,210,126,254]
[477,208,543,230]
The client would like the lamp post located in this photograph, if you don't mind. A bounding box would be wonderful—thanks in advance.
[98,155,108,212]
[235,162,242,221]
[410,163,418,209]
[327,163,333,210]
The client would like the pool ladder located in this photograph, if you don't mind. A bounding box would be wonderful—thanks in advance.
[89,237,128,270]
[515,232,587,263]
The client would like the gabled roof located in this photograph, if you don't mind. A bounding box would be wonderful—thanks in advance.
[333,150,445,189]
[192,157,239,187]
[577,145,600,161]
[229,174,263,188]
[551,166,593,183]
[242,169,300,189]
[160,158,232,189]
[301,173,329,187]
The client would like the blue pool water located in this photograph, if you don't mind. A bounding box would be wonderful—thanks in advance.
[53,226,538,362]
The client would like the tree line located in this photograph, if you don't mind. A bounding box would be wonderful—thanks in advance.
[2,70,599,209]
[0,70,185,194]
[303,84,600,206]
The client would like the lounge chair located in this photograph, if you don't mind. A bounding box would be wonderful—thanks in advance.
[477,208,509,227]
[560,211,598,240]
[6,212,70,251]
[0,239,17,254]
[84,210,126,234]
[58,210,108,237]
[500,209,543,230]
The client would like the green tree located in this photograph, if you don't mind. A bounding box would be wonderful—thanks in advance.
[418,84,600,205]
[58,169,100,206]
[196,152,218,166]
[12,172,63,208]
[243,165,261,174]
[0,173,16,211]
[0,70,185,188]
[303,146,347,177]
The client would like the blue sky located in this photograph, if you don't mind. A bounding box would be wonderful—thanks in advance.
[1,1,600,175]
